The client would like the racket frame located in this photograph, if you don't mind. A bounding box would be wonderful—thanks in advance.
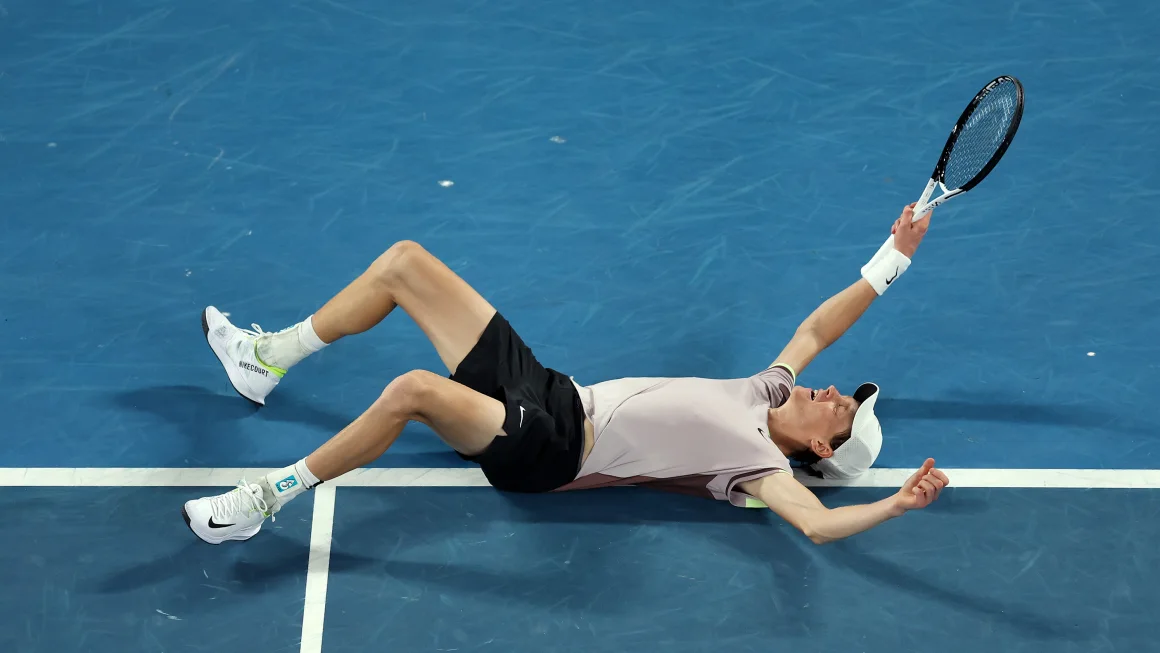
[911,75,1024,221]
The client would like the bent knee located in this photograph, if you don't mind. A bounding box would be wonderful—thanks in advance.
[379,369,441,417]
[370,240,429,286]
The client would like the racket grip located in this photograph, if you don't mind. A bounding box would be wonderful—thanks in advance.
[912,179,937,222]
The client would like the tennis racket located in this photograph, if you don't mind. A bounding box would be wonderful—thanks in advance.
[911,75,1024,221]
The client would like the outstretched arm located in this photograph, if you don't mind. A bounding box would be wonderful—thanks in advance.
[771,203,931,375]
[738,459,949,544]
[772,279,879,374]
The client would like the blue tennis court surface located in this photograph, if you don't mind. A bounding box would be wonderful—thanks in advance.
[2,0,1158,651]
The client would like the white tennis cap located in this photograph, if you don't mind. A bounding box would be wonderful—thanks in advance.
[811,382,882,480]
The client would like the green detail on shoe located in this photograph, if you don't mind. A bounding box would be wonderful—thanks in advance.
[253,343,287,378]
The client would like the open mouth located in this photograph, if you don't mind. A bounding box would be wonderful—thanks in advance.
[810,389,817,400]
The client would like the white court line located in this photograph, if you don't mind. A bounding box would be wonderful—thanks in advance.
[1,467,1160,488]
[4,466,1158,652]
[300,485,336,653]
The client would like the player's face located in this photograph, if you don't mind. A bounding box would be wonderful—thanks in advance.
[786,385,857,447]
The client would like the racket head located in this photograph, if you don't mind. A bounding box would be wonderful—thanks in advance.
[930,76,1024,193]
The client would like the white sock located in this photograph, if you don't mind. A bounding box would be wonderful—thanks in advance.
[256,315,328,370]
[262,458,322,512]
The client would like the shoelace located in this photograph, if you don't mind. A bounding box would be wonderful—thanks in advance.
[234,323,297,372]
[237,323,285,340]
[210,479,274,522]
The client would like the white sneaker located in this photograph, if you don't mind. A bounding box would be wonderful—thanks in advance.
[182,480,275,544]
[201,306,284,405]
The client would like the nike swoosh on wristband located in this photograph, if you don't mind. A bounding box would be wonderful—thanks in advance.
[885,268,899,285]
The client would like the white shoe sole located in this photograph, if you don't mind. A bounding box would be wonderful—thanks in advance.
[202,308,266,406]
[181,504,261,544]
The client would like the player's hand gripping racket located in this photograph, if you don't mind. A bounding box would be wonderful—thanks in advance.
[912,75,1024,221]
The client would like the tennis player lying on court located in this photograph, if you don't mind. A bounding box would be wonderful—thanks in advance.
[183,203,949,545]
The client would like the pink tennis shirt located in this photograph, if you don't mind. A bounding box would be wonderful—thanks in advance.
[557,364,796,506]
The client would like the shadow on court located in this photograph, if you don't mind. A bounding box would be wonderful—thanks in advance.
[88,531,377,605]
[333,490,825,637]
[111,385,355,433]
[328,488,1095,643]
[107,385,358,466]
[879,395,1155,435]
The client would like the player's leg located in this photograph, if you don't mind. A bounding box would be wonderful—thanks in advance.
[303,370,504,480]
[203,240,497,404]
[182,369,507,544]
[308,240,497,374]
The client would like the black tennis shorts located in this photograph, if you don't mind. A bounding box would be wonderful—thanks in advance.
[449,312,585,493]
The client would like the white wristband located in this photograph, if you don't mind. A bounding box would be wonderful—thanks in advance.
[866,235,897,267]
[860,236,911,295]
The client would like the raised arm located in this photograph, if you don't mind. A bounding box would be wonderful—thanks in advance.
[738,459,949,544]
[772,279,878,374]
[772,203,931,375]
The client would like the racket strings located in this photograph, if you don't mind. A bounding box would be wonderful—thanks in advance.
[943,79,1021,189]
